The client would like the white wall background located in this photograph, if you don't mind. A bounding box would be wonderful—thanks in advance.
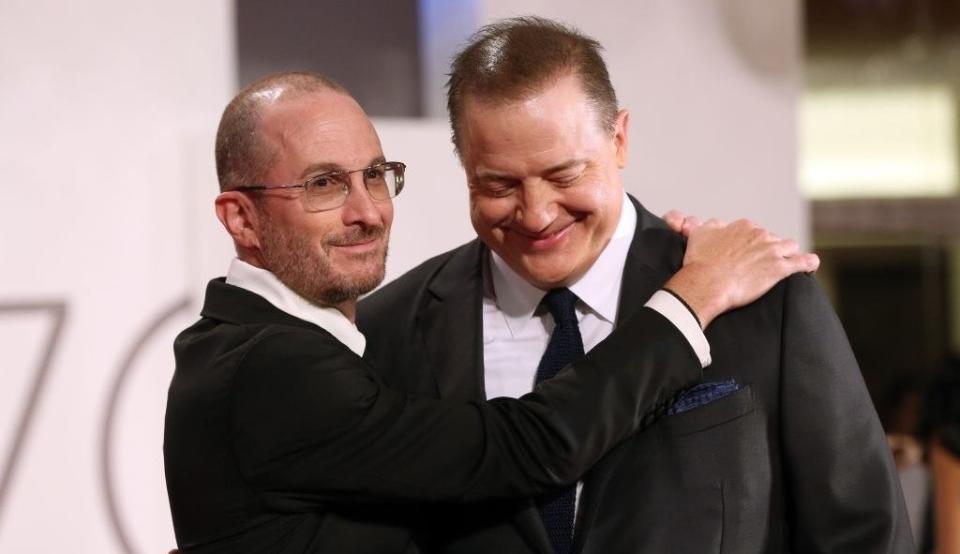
[0,1,234,552]
[0,1,801,551]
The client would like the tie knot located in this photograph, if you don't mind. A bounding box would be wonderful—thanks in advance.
[542,288,579,328]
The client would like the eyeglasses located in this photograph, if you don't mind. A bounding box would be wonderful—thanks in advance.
[231,161,405,212]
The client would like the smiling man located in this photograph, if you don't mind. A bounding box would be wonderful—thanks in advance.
[460,73,624,293]
[163,72,816,553]
[358,16,912,553]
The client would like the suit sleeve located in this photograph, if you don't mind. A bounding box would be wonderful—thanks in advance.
[230,307,701,508]
[779,274,914,551]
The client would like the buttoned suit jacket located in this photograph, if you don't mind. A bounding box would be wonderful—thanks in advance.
[163,275,702,553]
[358,197,914,553]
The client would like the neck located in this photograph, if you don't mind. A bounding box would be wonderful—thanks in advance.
[236,254,359,322]
[333,299,357,322]
[237,250,267,270]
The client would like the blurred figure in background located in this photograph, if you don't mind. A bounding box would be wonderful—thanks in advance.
[924,356,960,554]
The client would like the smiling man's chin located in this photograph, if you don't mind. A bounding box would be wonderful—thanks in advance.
[261,223,388,307]
[505,255,575,289]
[321,257,386,305]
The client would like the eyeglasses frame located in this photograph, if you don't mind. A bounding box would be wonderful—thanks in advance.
[230,161,406,212]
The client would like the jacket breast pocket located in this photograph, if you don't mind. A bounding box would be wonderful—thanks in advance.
[588,384,769,553]
[658,384,755,437]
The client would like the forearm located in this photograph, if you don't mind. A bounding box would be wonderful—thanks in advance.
[469,306,703,497]
[234,308,701,504]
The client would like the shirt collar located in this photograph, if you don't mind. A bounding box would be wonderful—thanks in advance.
[224,258,367,356]
[490,192,637,334]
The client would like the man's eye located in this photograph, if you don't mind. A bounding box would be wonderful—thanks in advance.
[307,174,348,193]
[364,167,385,180]
[308,175,332,188]
[480,181,514,197]
[551,171,583,185]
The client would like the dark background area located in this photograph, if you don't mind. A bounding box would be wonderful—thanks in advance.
[237,0,424,116]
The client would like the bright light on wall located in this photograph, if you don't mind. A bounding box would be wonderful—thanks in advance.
[801,86,958,199]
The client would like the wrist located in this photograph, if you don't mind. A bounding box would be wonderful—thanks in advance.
[660,287,702,329]
[663,264,728,329]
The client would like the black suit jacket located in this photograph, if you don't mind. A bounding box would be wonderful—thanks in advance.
[358,197,914,553]
[163,276,703,553]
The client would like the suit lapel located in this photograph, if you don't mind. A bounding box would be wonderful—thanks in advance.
[573,196,682,553]
[419,240,487,401]
[420,240,554,553]
[616,196,683,324]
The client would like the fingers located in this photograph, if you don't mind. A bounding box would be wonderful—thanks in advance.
[780,252,820,276]
[703,217,727,229]
[770,233,818,275]
[800,252,820,273]
[664,212,740,237]
[775,238,800,258]
[663,210,706,237]
[663,210,686,233]
[680,216,702,236]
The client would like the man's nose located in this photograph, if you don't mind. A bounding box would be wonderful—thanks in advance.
[514,181,558,233]
[340,176,384,227]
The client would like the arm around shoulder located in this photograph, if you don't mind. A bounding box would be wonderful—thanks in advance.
[229,308,701,507]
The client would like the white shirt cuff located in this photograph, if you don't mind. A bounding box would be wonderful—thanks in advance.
[644,289,712,368]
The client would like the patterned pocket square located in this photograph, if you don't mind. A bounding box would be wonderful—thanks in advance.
[667,379,741,416]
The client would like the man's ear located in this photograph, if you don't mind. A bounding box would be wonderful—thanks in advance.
[613,108,629,168]
[215,191,262,250]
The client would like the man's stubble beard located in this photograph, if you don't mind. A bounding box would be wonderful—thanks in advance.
[258,212,388,307]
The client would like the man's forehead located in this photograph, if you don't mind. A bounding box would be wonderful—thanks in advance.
[262,90,363,131]
[461,95,598,165]
[263,92,379,139]
[259,92,384,178]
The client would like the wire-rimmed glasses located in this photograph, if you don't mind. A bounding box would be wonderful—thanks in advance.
[231,161,405,212]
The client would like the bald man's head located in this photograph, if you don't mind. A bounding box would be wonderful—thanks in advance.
[215,72,347,192]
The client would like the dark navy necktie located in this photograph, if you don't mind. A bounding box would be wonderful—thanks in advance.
[535,288,583,554]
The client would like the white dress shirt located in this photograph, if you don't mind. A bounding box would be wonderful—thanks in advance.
[225,258,367,357]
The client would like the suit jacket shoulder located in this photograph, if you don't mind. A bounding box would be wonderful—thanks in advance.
[360,239,482,323]
[358,239,485,393]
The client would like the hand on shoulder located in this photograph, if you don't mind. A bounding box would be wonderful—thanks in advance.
[660,212,820,328]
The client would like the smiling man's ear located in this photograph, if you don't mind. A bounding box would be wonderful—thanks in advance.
[613,109,630,168]
[215,191,263,252]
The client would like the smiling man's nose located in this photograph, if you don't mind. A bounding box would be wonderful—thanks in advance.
[340,178,385,227]
[513,181,559,233]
